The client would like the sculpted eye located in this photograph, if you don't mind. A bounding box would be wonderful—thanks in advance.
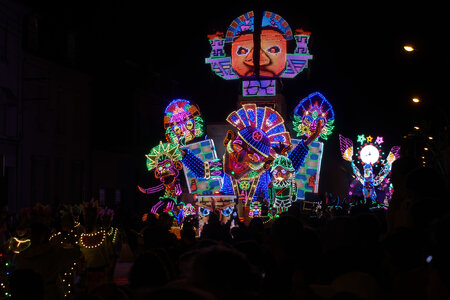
[266,46,280,54]
[236,46,249,55]
[232,142,243,152]
[172,125,181,134]
[185,119,194,130]
[248,153,260,163]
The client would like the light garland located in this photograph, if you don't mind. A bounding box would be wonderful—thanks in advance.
[79,230,106,249]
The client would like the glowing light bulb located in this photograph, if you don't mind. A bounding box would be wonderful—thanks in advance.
[412,98,420,103]
[404,45,415,52]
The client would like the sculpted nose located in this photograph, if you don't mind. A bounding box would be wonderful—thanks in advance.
[259,50,270,66]
[244,48,254,66]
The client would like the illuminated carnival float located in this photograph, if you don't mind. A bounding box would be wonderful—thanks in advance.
[339,134,400,206]
[139,10,335,229]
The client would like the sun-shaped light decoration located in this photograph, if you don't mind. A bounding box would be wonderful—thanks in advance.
[356,134,385,166]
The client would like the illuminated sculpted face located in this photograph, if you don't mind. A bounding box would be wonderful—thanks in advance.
[164,99,204,145]
[231,29,287,78]
[259,29,287,77]
[154,157,182,187]
[272,166,293,182]
[223,129,271,180]
[198,197,235,231]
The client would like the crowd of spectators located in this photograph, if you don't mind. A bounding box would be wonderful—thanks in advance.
[0,158,449,300]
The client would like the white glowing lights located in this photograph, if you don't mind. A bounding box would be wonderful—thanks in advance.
[360,145,380,165]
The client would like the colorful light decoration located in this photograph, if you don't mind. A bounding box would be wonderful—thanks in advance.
[339,134,400,204]
[268,155,297,213]
[138,142,183,215]
[164,99,205,146]
[205,11,313,96]
[292,92,335,141]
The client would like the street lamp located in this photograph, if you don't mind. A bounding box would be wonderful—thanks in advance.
[412,97,420,103]
[404,45,415,52]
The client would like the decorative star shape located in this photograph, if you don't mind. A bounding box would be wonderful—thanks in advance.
[375,136,384,144]
[357,134,366,145]
[366,135,373,143]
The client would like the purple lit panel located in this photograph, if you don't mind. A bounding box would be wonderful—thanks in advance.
[242,80,276,96]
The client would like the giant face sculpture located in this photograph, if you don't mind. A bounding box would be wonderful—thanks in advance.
[231,29,287,78]
[164,99,204,146]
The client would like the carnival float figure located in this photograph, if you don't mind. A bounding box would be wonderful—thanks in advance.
[268,155,297,213]
[339,134,400,204]
[267,91,334,208]
[181,104,325,219]
[142,141,184,213]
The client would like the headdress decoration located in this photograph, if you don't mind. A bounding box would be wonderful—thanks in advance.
[226,103,291,157]
[145,141,183,171]
[293,92,335,140]
[225,11,293,43]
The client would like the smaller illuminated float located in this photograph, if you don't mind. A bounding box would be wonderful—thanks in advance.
[339,134,400,204]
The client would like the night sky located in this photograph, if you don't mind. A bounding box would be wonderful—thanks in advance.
[19,1,450,195]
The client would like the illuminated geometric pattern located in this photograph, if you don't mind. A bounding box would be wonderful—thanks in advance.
[289,139,323,199]
[181,139,222,195]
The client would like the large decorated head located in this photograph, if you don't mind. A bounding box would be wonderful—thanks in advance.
[164,99,204,145]
[227,11,293,79]
[146,142,183,187]
[293,92,335,141]
[224,104,291,180]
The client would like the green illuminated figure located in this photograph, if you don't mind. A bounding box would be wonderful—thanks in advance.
[268,155,297,214]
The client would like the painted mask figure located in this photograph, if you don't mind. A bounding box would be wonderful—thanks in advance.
[223,127,273,181]
[154,157,182,193]
[293,92,335,141]
[164,99,204,145]
[146,142,183,197]
[231,29,287,78]
[268,155,297,213]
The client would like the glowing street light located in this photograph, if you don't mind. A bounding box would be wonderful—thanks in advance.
[424,147,429,151]
[412,97,420,103]
[428,136,434,140]
[414,126,420,130]
[404,45,415,52]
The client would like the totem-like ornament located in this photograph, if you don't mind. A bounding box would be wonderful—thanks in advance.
[205,11,313,96]
[268,155,297,213]
[339,134,400,204]
[164,99,204,146]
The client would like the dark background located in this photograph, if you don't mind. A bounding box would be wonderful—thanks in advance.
[10,0,450,204]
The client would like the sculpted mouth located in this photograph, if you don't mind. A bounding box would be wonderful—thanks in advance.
[160,174,175,185]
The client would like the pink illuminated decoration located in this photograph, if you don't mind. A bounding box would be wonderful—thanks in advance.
[164,99,205,146]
